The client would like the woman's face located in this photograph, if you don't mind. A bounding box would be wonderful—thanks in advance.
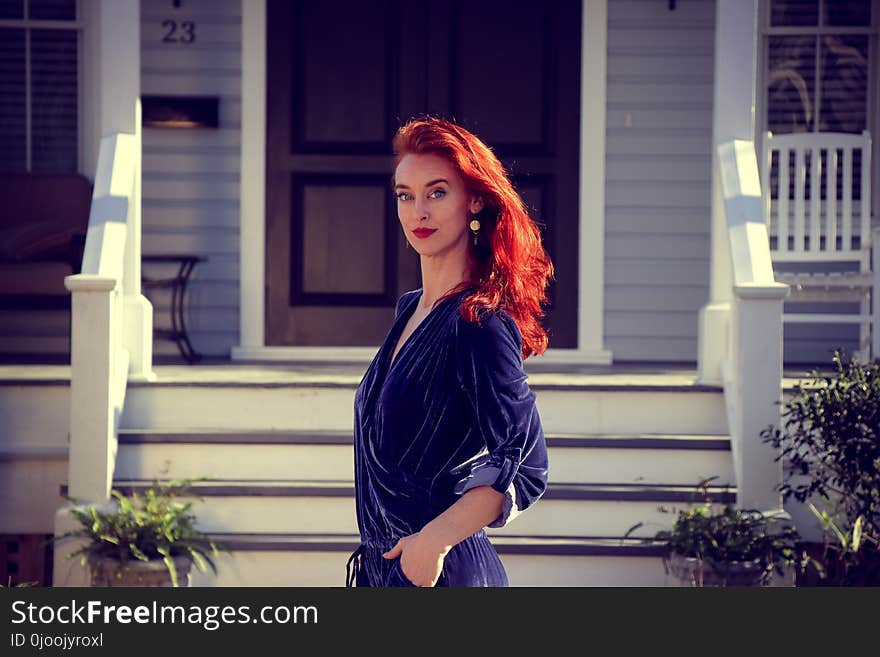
[394,153,483,260]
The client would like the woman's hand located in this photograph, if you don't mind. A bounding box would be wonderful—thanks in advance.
[382,530,451,587]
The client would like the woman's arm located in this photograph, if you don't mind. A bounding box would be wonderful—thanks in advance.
[424,484,504,550]
[382,485,503,586]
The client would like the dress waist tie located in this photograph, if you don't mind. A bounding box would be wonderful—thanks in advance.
[345,543,364,588]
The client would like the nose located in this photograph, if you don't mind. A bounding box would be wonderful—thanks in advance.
[413,197,429,221]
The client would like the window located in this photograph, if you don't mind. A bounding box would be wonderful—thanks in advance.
[0,0,80,173]
[763,0,874,135]
[761,0,877,207]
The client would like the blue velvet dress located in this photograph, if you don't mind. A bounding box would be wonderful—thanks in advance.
[345,286,549,587]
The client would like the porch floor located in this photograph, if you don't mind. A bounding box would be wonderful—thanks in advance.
[0,354,834,392]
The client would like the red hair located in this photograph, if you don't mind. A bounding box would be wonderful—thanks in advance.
[392,117,555,359]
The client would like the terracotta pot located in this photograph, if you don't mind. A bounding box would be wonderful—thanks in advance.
[87,554,193,587]
[665,553,767,587]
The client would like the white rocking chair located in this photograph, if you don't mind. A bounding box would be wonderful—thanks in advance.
[762,130,878,363]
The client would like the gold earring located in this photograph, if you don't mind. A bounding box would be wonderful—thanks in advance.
[469,216,481,246]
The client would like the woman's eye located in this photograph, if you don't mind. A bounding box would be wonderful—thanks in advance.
[428,189,446,199]
[396,192,412,201]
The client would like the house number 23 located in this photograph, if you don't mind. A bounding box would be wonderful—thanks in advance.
[162,20,195,44]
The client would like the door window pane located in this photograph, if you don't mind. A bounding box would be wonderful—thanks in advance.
[767,36,816,134]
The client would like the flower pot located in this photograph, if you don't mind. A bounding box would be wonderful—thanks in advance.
[665,553,767,587]
[87,554,193,587]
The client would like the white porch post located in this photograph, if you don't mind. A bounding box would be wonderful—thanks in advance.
[578,0,613,364]
[731,284,787,511]
[98,0,155,382]
[703,1,788,511]
[698,0,759,385]
[234,0,267,357]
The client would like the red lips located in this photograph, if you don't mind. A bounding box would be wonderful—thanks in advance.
[413,228,437,238]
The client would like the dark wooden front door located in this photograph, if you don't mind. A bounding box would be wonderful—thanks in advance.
[266,0,580,348]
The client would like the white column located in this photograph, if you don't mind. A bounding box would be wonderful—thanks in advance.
[97,0,155,381]
[698,0,759,385]
[578,0,613,363]
[233,0,268,356]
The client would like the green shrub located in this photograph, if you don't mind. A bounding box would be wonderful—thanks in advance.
[760,350,880,585]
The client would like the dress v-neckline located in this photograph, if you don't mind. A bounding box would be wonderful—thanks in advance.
[386,288,465,375]
[388,291,428,372]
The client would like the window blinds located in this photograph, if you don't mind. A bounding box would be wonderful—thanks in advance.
[0,0,78,173]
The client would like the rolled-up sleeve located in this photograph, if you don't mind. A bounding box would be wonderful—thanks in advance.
[452,311,549,528]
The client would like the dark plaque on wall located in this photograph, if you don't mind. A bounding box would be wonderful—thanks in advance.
[142,96,219,128]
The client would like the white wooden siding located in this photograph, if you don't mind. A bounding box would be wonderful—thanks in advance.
[604,0,715,362]
[140,0,241,358]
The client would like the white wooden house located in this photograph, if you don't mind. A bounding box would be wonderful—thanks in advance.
[0,0,877,586]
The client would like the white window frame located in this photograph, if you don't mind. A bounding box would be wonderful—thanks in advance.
[757,0,880,223]
[0,0,84,173]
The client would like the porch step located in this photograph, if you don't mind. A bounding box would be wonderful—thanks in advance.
[120,378,728,435]
[116,428,734,486]
[61,479,735,540]
[188,533,674,587]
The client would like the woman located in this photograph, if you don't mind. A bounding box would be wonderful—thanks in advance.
[346,117,553,587]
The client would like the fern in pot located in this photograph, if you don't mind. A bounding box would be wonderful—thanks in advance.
[54,478,224,587]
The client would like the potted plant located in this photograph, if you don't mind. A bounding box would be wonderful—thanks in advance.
[626,478,810,587]
[1,577,39,587]
[53,478,224,587]
[760,349,880,586]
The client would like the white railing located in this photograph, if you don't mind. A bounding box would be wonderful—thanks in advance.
[62,132,136,503]
[716,140,790,511]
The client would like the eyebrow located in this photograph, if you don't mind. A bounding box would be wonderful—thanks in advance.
[394,178,449,190]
